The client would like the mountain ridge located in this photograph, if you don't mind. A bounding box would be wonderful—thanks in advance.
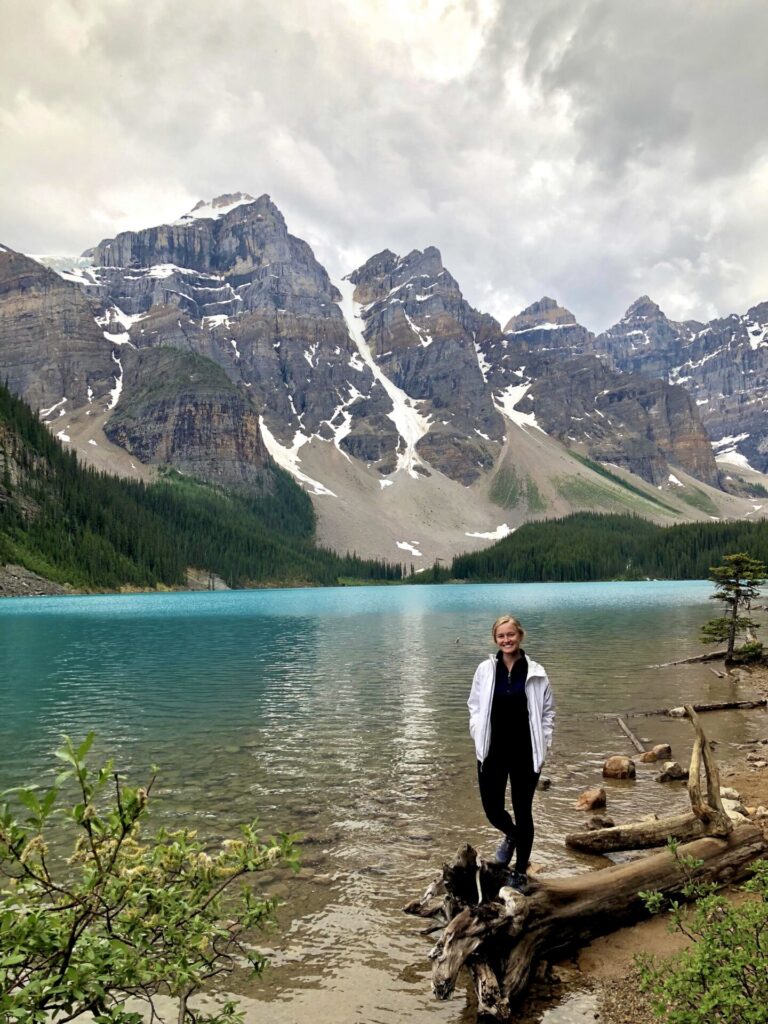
[2,193,766,567]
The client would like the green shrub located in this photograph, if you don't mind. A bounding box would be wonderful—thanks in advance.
[639,855,768,1024]
[0,735,298,1023]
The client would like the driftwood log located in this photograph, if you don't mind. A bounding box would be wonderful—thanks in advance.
[567,704,732,853]
[405,706,768,1018]
[406,827,766,1017]
[649,650,728,667]
[615,715,645,752]
[594,697,767,720]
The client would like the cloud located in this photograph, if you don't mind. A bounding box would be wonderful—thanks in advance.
[1,0,767,331]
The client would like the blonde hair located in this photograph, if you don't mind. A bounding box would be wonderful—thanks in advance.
[492,615,525,642]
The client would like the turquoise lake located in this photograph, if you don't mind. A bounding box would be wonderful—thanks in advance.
[2,581,764,1022]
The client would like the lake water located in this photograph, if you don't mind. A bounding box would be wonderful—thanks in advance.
[2,581,765,1023]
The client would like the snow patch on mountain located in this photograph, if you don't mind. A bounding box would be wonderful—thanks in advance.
[465,524,513,540]
[147,263,201,279]
[32,255,97,283]
[746,320,768,350]
[258,418,337,497]
[669,348,724,381]
[712,432,750,452]
[474,340,490,382]
[494,382,545,433]
[716,450,757,471]
[711,432,758,470]
[40,397,67,420]
[203,314,231,330]
[396,540,422,556]
[107,352,123,410]
[402,308,433,347]
[506,321,573,336]
[95,306,141,347]
[175,193,256,224]
[319,383,366,460]
[337,278,432,478]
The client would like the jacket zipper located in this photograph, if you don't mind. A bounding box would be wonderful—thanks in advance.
[482,657,541,768]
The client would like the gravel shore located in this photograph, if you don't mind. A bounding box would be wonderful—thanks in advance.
[0,563,74,597]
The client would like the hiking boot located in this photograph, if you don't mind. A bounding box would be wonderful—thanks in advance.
[507,870,529,895]
[494,835,515,866]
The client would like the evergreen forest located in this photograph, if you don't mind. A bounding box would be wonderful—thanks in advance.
[450,512,768,582]
[0,382,401,590]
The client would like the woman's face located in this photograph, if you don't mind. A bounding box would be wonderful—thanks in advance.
[494,624,522,658]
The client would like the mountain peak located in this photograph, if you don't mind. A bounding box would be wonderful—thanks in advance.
[623,295,664,321]
[398,246,443,272]
[503,296,577,333]
[178,192,258,223]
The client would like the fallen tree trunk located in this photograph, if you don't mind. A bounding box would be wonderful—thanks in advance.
[630,697,767,718]
[566,810,709,852]
[408,826,767,1016]
[595,697,767,720]
[667,698,767,715]
[649,650,727,667]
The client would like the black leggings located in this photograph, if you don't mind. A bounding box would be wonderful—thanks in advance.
[477,756,539,872]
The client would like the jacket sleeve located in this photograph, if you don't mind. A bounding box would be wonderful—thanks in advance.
[467,663,483,741]
[541,674,555,753]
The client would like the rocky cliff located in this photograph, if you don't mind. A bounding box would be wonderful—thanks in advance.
[0,246,115,416]
[85,193,397,468]
[503,296,594,352]
[348,247,504,483]
[475,297,719,486]
[104,348,271,488]
[595,297,768,473]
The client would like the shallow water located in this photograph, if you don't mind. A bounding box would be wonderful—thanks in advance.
[2,581,764,1022]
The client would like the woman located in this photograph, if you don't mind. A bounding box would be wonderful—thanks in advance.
[467,615,554,893]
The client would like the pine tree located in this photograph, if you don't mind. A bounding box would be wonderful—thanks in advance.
[700,552,767,661]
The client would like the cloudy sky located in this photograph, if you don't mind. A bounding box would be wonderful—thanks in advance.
[1,0,767,331]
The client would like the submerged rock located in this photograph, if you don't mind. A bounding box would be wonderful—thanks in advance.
[586,814,615,830]
[575,786,607,811]
[656,761,689,782]
[603,755,636,780]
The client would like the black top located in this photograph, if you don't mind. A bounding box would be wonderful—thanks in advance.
[488,650,532,763]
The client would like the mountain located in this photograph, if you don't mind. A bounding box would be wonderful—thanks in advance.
[347,246,504,483]
[594,296,768,476]
[1,196,765,568]
[479,298,719,486]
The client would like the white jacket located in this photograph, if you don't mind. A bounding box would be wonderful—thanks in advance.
[467,655,555,771]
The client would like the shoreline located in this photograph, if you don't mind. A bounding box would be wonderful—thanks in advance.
[551,667,768,1024]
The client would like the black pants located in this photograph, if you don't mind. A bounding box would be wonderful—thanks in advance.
[477,755,539,872]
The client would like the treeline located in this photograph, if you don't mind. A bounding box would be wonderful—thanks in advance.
[0,382,401,590]
[450,513,768,582]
